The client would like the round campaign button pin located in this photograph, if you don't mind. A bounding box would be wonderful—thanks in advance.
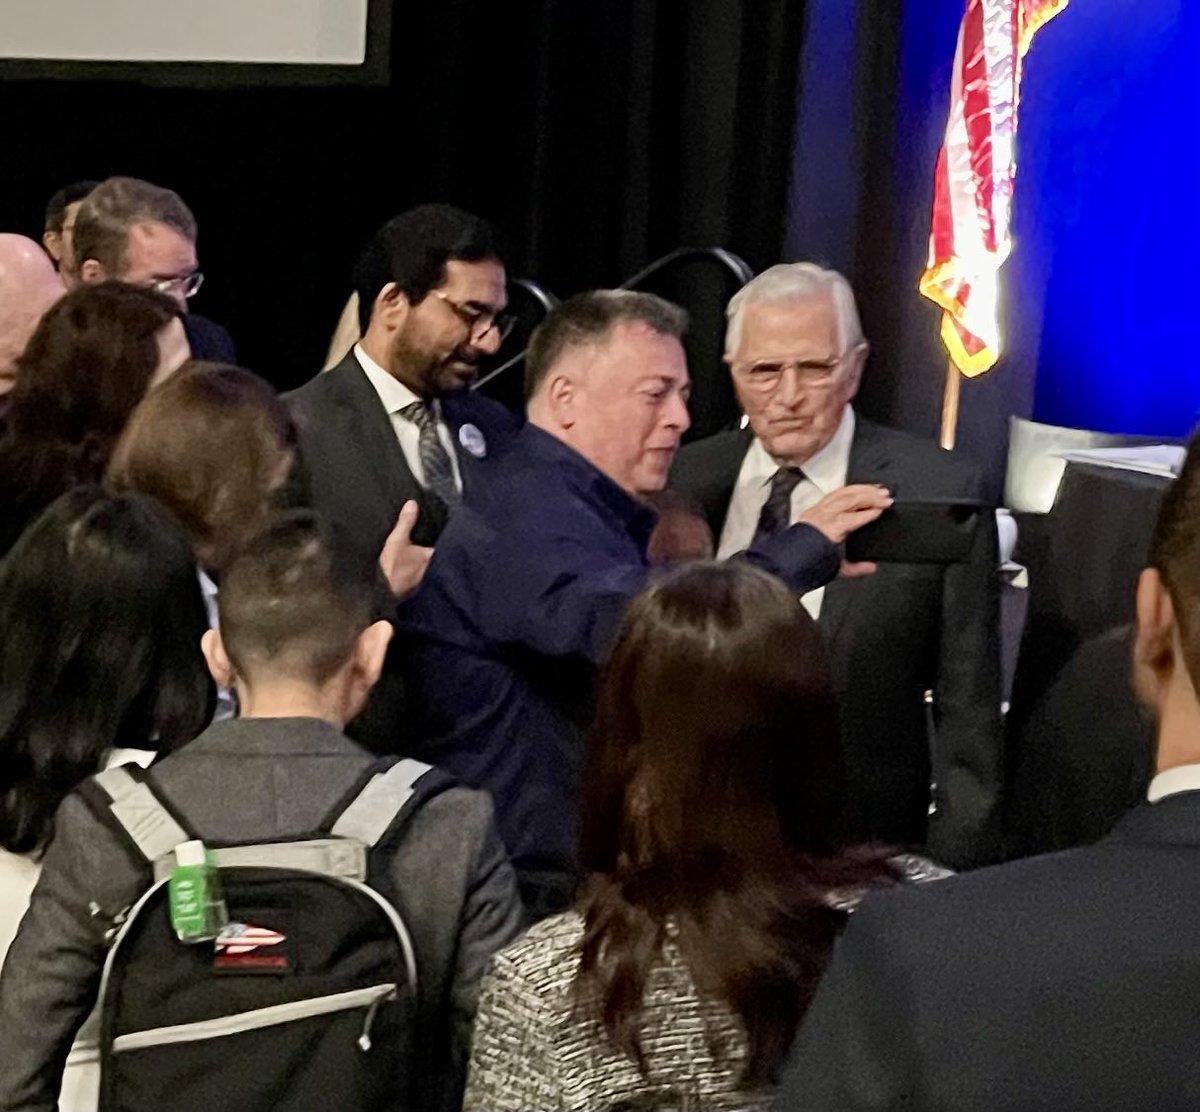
[459,423,487,459]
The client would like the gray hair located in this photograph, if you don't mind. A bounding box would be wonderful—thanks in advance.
[725,263,864,357]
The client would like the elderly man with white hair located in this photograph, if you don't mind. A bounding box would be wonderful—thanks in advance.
[671,263,1002,870]
[0,234,64,416]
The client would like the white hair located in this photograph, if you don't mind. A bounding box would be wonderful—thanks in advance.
[725,263,864,357]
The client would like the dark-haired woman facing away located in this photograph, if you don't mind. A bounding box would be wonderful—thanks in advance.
[0,281,188,556]
[464,561,947,1111]
[0,488,211,1108]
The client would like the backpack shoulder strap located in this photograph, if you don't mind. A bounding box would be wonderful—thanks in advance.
[82,764,193,865]
[329,757,452,848]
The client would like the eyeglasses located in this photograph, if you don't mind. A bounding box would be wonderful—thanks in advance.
[146,271,205,299]
[433,290,517,343]
[732,347,860,392]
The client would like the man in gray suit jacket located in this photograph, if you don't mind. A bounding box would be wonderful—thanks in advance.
[776,432,1200,1112]
[0,515,523,1112]
[671,264,1001,869]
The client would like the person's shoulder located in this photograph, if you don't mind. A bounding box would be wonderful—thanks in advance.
[446,390,522,435]
[852,840,1118,946]
[673,427,751,475]
[489,910,584,987]
[389,780,503,862]
[285,354,360,409]
[854,416,984,492]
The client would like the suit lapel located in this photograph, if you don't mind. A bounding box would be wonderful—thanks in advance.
[819,417,897,644]
[328,358,446,539]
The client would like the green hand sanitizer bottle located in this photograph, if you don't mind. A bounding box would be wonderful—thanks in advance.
[168,840,228,943]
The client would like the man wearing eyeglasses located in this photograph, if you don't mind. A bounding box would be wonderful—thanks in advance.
[286,205,520,564]
[671,263,1003,871]
[71,176,235,364]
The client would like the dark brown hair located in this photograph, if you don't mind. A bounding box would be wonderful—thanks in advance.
[1150,431,1200,686]
[72,176,197,276]
[106,363,296,573]
[575,561,897,1083]
[524,290,688,399]
[219,513,378,686]
[353,204,503,333]
[0,282,181,553]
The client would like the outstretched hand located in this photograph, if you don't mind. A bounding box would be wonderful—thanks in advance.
[378,501,434,600]
[800,483,892,543]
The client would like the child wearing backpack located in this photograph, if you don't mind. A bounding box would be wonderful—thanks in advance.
[0,513,524,1112]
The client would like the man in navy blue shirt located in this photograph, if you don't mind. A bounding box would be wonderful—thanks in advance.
[401,290,892,915]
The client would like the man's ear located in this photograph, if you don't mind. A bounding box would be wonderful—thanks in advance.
[353,620,394,692]
[373,282,410,331]
[78,258,107,285]
[545,372,578,430]
[201,628,237,690]
[1133,567,1177,710]
[42,231,62,261]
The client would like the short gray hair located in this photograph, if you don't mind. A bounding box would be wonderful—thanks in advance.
[725,263,863,357]
[72,177,197,276]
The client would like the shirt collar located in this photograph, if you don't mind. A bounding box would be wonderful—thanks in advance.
[1148,763,1200,803]
[520,424,658,550]
[354,343,430,417]
[747,405,855,493]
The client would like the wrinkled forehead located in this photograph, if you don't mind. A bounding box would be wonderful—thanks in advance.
[730,294,841,362]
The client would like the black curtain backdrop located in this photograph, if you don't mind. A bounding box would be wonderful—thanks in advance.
[1,0,806,436]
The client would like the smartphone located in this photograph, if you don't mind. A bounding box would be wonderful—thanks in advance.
[843,498,985,564]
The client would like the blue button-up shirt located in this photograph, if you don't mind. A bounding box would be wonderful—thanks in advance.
[400,425,840,895]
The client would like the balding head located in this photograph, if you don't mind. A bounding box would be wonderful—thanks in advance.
[0,234,65,402]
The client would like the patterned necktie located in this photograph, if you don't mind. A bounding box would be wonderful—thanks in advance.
[752,466,806,546]
[401,400,460,507]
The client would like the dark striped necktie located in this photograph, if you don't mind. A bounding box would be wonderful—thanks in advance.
[401,400,460,507]
[752,466,806,546]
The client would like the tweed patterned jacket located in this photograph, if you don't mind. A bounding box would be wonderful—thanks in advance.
[463,857,949,1111]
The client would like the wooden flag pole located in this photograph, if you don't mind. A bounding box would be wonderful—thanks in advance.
[939,360,961,450]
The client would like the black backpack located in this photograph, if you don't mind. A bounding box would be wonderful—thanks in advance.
[81,757,449,1112]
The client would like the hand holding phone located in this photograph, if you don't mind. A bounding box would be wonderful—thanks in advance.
[843,498,984,564]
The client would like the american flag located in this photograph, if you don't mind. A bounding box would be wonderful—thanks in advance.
[215,922,286,955]
[919,0,1068,377]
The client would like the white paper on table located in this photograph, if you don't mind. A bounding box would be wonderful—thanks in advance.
[1057,444,1184,479]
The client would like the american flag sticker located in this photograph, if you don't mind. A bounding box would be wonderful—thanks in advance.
[213,922,290,974]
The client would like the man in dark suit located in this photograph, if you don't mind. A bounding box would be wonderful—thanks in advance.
[402,290,890,916]
[285,205,521,569]
[776,434,1200,1111]
[71,176,236,362]
[671,263,1001,868]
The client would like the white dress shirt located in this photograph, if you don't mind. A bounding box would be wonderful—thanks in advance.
[1147,763,1200,802]
[354,343,463,492]
[716,407,856,618]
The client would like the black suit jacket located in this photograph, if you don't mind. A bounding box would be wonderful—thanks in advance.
[671,414,1002,867]
[284,352,521,566]
[777,791,1200,1111]
[183,313,237,364]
